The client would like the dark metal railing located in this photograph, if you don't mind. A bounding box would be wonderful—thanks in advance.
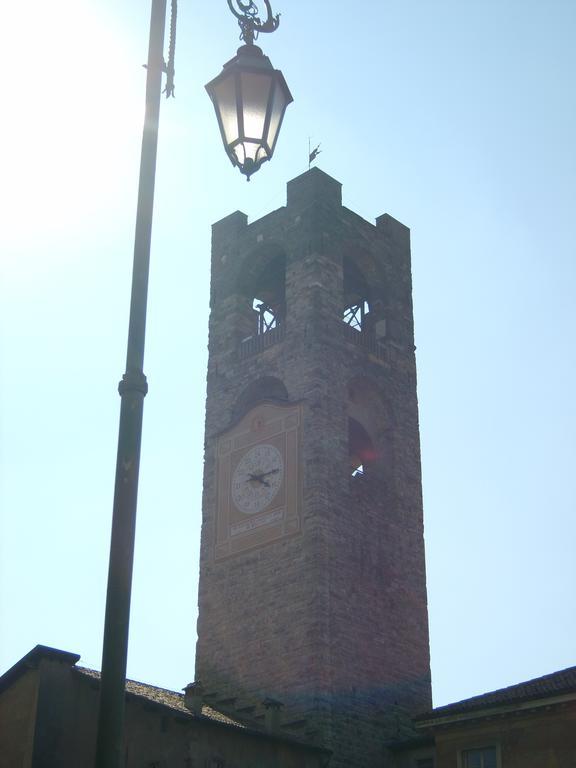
[340,322,388,362]
[239,322,285,359]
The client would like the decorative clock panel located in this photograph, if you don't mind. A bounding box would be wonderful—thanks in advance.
[215,402,301,559]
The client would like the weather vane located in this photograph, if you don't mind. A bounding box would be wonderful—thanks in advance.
[227,0,280,46]
[308,139,321,169]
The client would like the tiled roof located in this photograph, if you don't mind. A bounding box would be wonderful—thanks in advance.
[75,667,244,729]
[1,646,327,755]
[417,665,576,722]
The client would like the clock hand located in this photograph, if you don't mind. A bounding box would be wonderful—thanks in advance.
[247,472,272,487]
[260,468,280,478]
[247,472,265,483]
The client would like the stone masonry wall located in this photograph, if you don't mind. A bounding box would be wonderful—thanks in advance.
[195,168,431,767]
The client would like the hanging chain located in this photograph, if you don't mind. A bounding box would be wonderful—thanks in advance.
[163,0,177,98]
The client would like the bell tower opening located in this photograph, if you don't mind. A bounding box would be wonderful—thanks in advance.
[342,255,371,332]
[348,417,375,477]
[233,376,289,420]
[252,298,278,335]
[237,249,285,343]
[347,375,391,480]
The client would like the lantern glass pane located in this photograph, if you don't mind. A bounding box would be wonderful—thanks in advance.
[239,71,272,139]
[212,74,238,145]
[266,79,289,152]
[233,142,269,165]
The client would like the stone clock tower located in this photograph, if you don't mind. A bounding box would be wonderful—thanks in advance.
[195,168,431,767]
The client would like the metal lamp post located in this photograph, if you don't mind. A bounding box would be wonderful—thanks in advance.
[94,2,291,766]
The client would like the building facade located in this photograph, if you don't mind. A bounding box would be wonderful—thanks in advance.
[3,646,574,767]
[393,665,576,768]
[195,168,432,766]
[0,645,328,768]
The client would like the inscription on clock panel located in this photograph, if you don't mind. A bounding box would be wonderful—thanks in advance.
[230,508,283,537]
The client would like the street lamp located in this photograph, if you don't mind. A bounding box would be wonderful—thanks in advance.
[94,2,291,767]
[206,1,293,180]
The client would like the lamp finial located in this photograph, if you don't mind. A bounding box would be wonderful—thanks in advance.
[227,0,280,46]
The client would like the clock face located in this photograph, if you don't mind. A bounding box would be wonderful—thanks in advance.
[231,443,284,515]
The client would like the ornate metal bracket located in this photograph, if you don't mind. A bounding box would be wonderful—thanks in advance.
[227,0,280,46]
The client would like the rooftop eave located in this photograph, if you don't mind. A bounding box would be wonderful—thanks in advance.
[416,691,576,729]
[73,667,329,754]
[0,645,80,695]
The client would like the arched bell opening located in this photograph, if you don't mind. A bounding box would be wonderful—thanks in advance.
[232,376,289,420]
[342,256,371,333]
[347,376,392,483]
[349,417,376,477]
[340,250,390,346]
[236,248,286,343]
[252,297,278,335]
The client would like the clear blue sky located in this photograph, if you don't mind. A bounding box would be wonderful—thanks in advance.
[1,0,575,708]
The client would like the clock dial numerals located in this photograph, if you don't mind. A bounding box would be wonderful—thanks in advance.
[231,444,284,515]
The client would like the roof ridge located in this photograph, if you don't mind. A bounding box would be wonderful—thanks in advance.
[417,664,576,722]
[74,667,246,730]
[448,664,576,705]
[75,665,186,698]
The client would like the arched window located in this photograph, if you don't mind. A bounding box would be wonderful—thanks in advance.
[237,249,286,341]
[348,417,375,477]
[343,300,369,332]
[253,298,278,335]
[233,376,289,419]
[347,377,391,482]
[342,256,370,332]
